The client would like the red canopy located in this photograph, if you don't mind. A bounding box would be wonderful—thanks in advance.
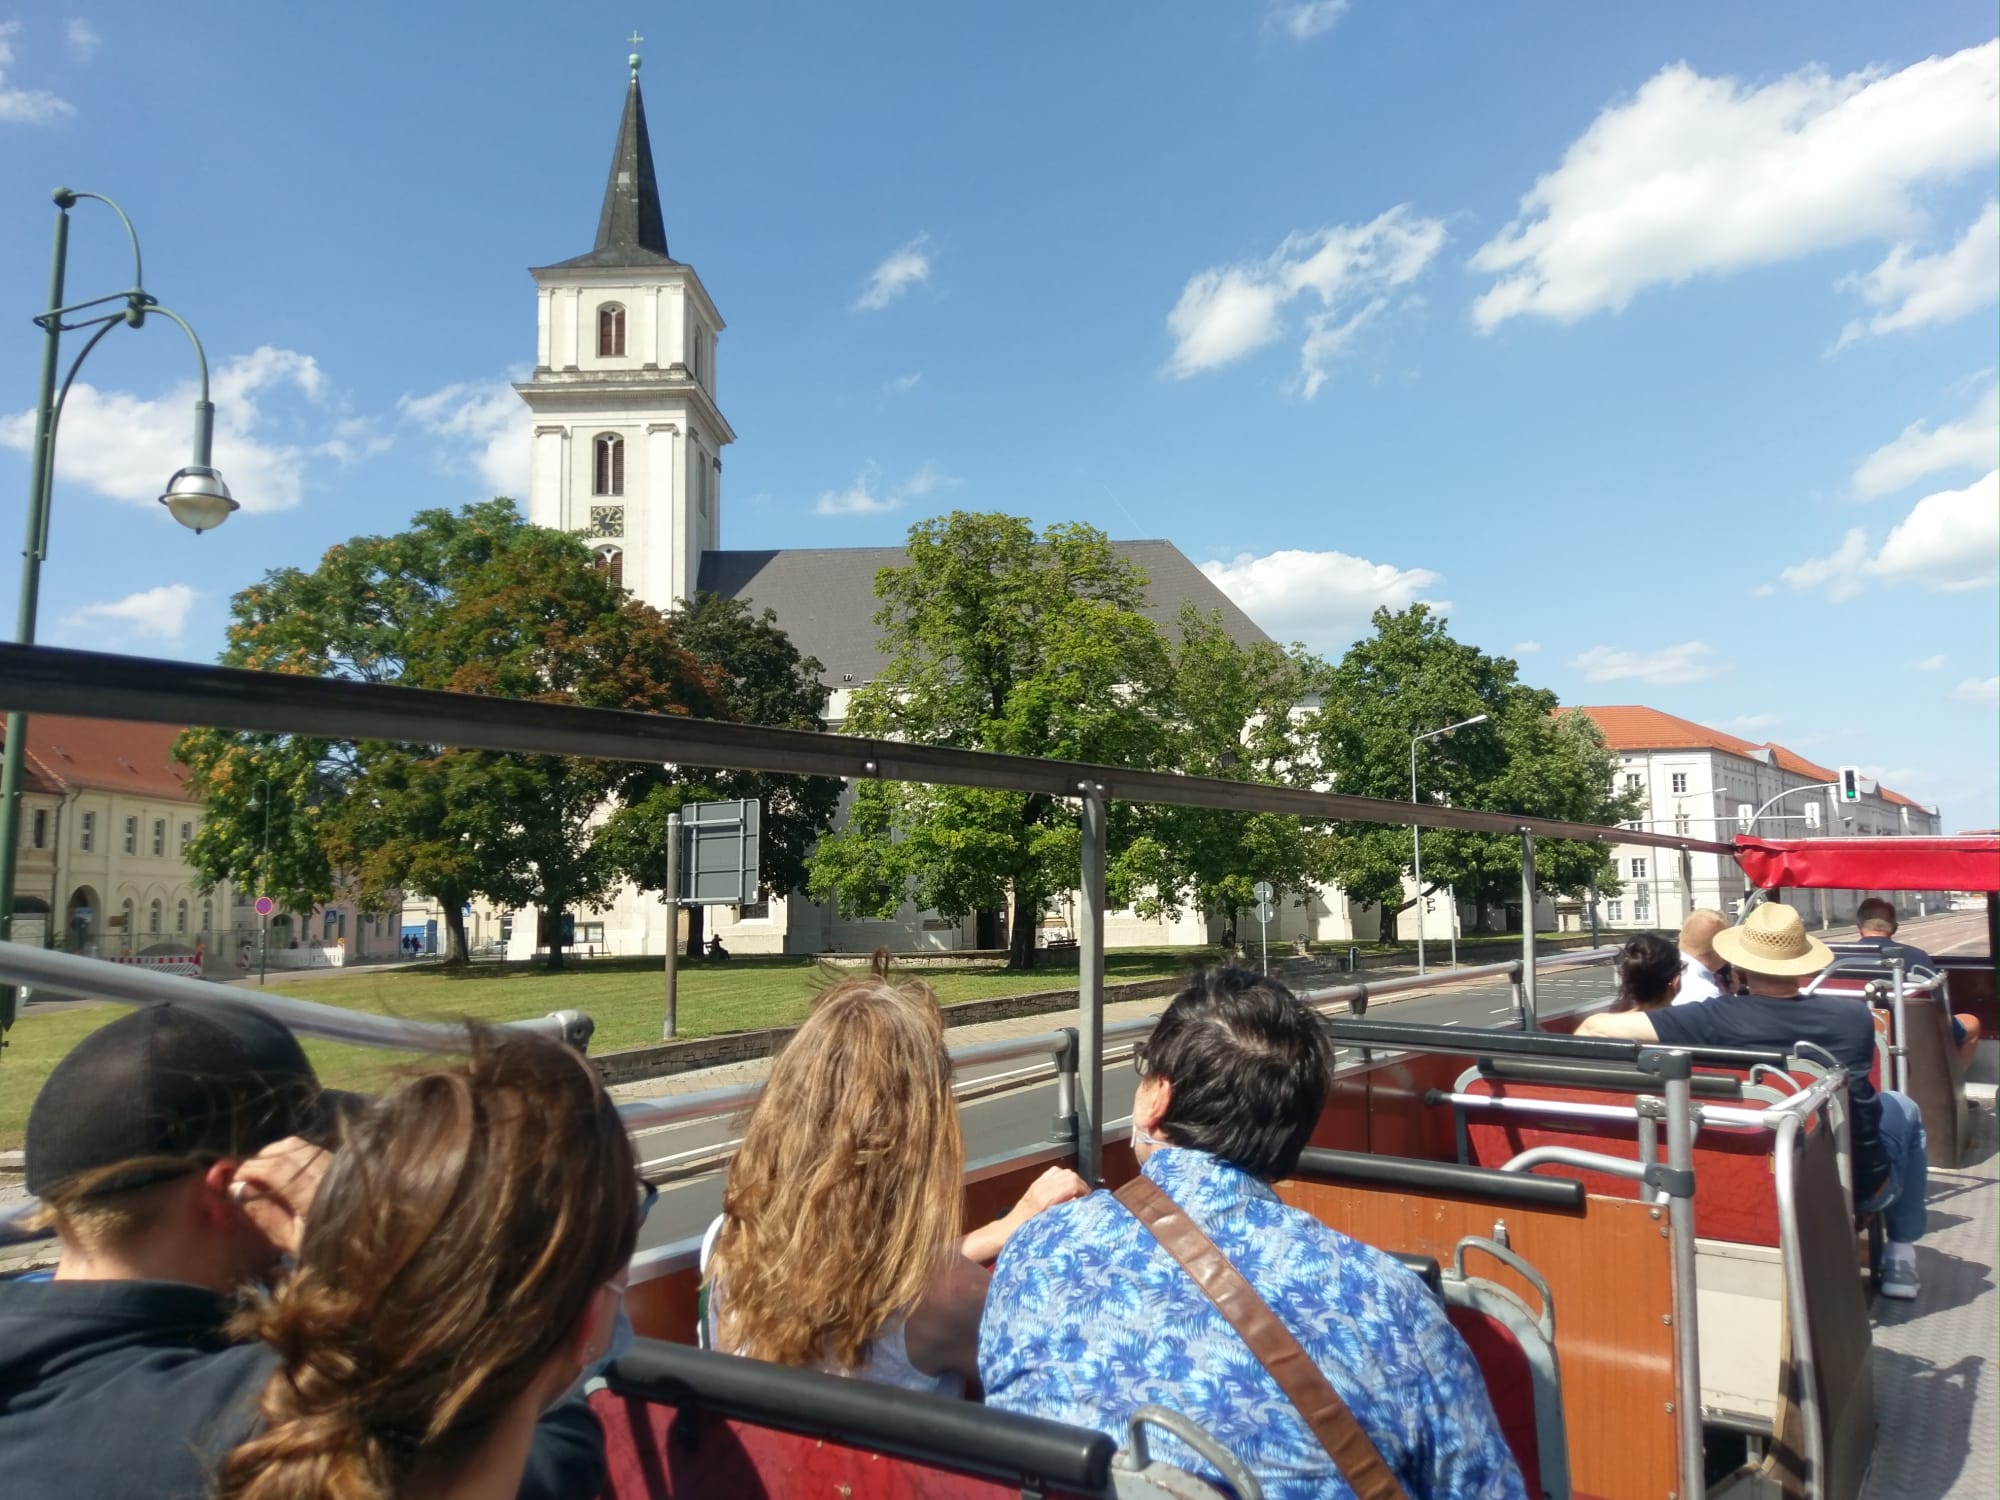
[1733,835,2000,893]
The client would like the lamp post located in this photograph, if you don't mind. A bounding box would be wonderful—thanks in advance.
[1411,714,1488,974]
[0,189,239,1033]
[251,780,272,987]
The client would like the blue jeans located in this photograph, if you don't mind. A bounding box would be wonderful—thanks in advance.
[1858,1089,1929,1245]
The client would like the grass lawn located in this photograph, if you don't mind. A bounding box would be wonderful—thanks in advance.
[0,948,1208,1151]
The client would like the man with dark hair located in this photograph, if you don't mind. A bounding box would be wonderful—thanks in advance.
[1850,898,1979,1067]
[980,969,1524,1500]
[0,1000,607,1497]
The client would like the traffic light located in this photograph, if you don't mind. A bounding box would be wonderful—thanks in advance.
[1838,766,1861,802]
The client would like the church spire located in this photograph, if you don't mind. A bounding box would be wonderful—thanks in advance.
[589,40,671,264]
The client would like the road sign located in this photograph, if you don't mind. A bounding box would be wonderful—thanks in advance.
[1254,898,1274,923]
[1737,804,1754,833]
[1804,802,1822,830]
[1252,880,1273,902]
[253,896,274,916]
[679,799,762,906]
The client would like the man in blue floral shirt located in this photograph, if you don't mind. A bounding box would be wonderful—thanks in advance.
[980,970,1525,1500]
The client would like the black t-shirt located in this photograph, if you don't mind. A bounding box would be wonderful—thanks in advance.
[1849,934,1939,973]
[1648,992,1886,1197]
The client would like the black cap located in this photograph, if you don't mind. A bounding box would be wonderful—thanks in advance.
[26,1000,338,1199]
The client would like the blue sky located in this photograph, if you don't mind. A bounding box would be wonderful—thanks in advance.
[2,3,1995,824]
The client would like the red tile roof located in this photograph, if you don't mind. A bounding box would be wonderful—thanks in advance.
[1570,706,1925,810]
[1,716,195,802]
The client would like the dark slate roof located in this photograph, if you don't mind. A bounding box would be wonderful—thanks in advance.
[696,540,1274,686]
[545,75,676,271]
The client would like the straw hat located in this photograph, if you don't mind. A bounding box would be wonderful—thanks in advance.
[1712,902,1833,978]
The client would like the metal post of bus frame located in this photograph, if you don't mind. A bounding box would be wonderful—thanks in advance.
[1661,1059,1706,1497]
[1887,953,1909,1094]
[1518,832,1537,1029]
[661,809,681,1040]
[1587,871,1599,949]
[1077,781,1107,1187]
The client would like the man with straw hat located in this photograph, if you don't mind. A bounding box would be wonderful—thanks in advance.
[1583,901,1929,1299]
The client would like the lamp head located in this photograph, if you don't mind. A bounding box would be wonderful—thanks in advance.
[158,466,238,534]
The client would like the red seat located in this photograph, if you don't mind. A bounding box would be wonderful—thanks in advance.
[1447,1306,1543,1500]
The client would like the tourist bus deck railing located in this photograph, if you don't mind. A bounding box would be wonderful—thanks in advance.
[1807,948,1944,1095]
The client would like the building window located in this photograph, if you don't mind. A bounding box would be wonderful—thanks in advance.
[152,819,166,856]
[1670,772,1688,793]
[597,303,626,358]
[179,821,192,854]
[79,811,95,852]
[30,809,46,848]
[591,545,624,589]
[148,898,162,934]
[124,816,138,854]
[1675,813,1690,837]
[738,893,771,920]
[577,920,606,946]
[592,434,624,496]
[1607,899,1624,922]
[1623,773,1643,792]
[176,899,188,934]
[1630,857,1648,880]
[121,897,134,933]
[1634,888,1651,922]
[202,900,212,934]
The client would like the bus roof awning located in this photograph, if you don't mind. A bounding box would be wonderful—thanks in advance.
[1733,835,2000,893]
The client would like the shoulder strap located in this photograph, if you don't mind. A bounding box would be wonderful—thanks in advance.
[1115,1174,1411,1500]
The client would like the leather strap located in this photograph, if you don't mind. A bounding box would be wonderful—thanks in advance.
[1115,1174,1411,1500]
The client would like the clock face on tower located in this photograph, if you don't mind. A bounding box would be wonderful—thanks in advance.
[587,505,625,539]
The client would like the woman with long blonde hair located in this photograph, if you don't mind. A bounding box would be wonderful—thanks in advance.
[705,970,1082,1392]
[215,1028,642,1500]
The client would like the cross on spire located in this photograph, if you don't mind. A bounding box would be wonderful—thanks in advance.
[627,30,644,73]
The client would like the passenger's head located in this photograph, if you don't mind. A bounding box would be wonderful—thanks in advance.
[709,972,962,1371]
[1614,933,1682,1011]
[1132,968,1332,1182]
[1712,903,1833,998]
[217,1029,639,1500]
[1678,909,1728,966]
[1855,897,1898,936]
[25,1001,338,1291]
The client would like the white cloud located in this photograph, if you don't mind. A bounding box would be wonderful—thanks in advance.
[1835,201,1999,349]
[398,380,528,497]
[1914,654,1947,671]
[1273,1,1350,41]
[1569,642,1728,685]
[0,346,325,513]
[0,21,76,123]
[1954,676,1999,706]
[1470,42,2000,330]
[1853,384,1999,498]
[885,372,923,394]
[1513,641,1542,655]
[1783,469,2000,599]
[1724,713,1781,732]
[65,19,99,60]
[1199,548,1444,651]
[855,234,932,311]
[814,462,948,518]
[63,583,196,642]
[1167,206,1446,395]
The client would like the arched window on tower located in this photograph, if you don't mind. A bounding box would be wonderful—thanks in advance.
[597,303,626,358]
[593,434,624,496]
[591,546,625,589]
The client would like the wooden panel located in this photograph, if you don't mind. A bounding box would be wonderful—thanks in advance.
[1366,1052,1464,1161]
[1308,1069,1371,1152]
[1277,1177,1683,1500]
[1941,961,1996,1035]
[1900,995,1970,1169]
[629,1267,702,1345]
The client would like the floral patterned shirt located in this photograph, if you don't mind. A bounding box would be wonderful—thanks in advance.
[979,1147,1527,1500]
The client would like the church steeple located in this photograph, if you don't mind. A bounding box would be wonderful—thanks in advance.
[592,59,671,263]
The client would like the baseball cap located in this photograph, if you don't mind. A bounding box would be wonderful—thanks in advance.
[26,999,343,1199]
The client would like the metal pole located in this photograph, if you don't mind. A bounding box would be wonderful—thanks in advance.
[1412,738,1425,975]
[1587,871,1600,948]
[662,809,681,1039]
[256,780,270,987]
[1077,781,1107,1186]
[1449,890,1458,969]
[1518,832,1538,1028]
[0,204,71,1034]
[1660,1059,1706,1498]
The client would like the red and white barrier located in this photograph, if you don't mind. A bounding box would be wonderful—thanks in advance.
[112,953,203,980]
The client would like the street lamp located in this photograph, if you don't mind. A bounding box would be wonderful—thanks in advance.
[251,779,272,987]
[1411,714,1488,974]
[0,188,240,1032]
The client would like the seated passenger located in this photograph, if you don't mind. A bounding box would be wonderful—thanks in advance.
[1676,908,1732,1003]
[1851,896,1979,1068]
[218,1028,640,1499]
[980,969,1526,1500]
[1581,903,1930,1300]
[704,973,1085,1393]
[1612,931,1682,1012]
[0,1003,610,1499]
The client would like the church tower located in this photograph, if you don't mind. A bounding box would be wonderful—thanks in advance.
[518,49,734,609]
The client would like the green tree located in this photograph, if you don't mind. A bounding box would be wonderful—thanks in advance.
[596,592,843,957]
[1115,605,1338,939]
[807,513,1172,969]
[1303,605,1634,940]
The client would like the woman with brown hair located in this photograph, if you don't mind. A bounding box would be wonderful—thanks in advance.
[704,971,1083,1393]
[215,1028,643,1500]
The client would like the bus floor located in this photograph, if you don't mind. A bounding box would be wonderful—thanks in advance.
[1860,1096,1996,1499]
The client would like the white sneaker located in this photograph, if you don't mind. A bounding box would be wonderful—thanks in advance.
[1880,1248,1920,1301]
